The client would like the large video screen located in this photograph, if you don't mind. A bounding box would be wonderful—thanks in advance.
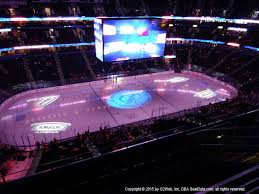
[94,18,104,61]
[102,19,167,62]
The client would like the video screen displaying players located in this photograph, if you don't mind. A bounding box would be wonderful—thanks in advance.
[99,19,167,62]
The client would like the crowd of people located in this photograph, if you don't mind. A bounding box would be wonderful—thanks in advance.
[0,145,17,183]
[36,93,258,169]
[39,134,91,164]
[172,43,259,95]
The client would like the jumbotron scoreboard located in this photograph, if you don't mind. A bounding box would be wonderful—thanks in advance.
[94,17,168,62]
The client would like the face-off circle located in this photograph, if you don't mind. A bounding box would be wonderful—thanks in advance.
[106,90,151,109]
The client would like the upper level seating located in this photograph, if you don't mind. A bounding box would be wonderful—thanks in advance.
[0,33,19,49]
[144,0,172,15]
[59,52,92,82]
[55,28,79,43]
[20,29,52,45]
[27,54,59,82]
[0,58,27,90]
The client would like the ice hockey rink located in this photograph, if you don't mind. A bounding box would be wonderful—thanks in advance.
[0,71,237,146]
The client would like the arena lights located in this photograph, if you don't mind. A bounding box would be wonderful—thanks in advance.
[0,28,11,32]
[0,48,13,52]
[0,39,257,54]
[0,16,230,23]
[185,39,225,44]
[0,42,94,52]
[50,42,95,48]
[0,16,94,22]
[233,19,259,24]
[116,57,130,61]
[162,16,227,23]
[166,38,225,45]
[31,122,71,133]
[162,16,259,25]
[151,54,160,58]
[227,42,240,47]
[244,46,259,52]
[227,27,247,32]
[14,45,50,50]
[164,55,176,59]
[0,16,258,25]
[166,38,184,41]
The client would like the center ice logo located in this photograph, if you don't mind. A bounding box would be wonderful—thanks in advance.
[107,90,151,109]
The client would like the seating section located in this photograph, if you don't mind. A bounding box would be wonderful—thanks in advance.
[35,94,258,169]
[0,1,259,191]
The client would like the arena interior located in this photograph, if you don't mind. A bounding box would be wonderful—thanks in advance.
[0,0,259,193]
